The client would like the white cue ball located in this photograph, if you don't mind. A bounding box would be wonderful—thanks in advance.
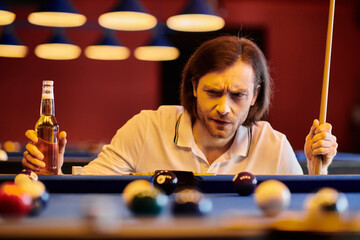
[254,179,291,217]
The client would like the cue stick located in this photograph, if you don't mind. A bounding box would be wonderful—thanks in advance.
[314,0,335,175]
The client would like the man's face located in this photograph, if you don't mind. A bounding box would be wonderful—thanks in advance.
[193,60,259,140]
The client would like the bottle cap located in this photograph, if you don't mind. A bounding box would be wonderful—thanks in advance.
[43,80,53,86]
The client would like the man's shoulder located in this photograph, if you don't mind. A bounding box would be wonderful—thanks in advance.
[137,105,185,124]
[139,105,184,116]
[251,121,286,140]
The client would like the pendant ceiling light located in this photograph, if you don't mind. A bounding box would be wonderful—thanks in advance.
[98,0,157,31]
[35,28,81,60]
[0,26,27,58]
[167,0,225,32]
[28,0,86,27]
[85,30,130,60]
[134,24,179,61]
[0,1,15,25]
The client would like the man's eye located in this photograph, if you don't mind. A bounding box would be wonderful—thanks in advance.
[207,90,221,96]
[231,93,245,98]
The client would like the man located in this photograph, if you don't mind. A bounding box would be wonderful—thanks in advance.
[22,36,337,175]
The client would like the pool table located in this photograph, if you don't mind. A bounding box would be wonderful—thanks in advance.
[1,174,360,239]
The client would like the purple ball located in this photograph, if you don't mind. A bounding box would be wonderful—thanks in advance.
[233,172,257,196]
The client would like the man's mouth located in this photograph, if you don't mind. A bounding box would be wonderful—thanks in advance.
[210,118,232,126]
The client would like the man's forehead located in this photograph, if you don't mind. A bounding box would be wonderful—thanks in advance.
[202,80,246,90]
[201,72,254,91]
[199,61,255,88]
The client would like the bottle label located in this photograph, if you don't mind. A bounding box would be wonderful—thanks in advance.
[42,86,54,99]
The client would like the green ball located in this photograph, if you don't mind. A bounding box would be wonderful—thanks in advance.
[129,188,168,216]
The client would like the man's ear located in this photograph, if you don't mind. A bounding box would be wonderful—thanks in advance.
[192,79,197,98]
[251,85,260,106]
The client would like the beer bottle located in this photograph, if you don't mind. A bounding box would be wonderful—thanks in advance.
[35,80,59,175]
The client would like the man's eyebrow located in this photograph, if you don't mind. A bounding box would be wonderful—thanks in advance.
[202,84,223,90]
[229,88,248,93]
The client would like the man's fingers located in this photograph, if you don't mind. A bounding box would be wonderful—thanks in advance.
[314,122,333,135]
[312,139,338,151]
[59,131,67,155]
[22,151,45,170]
[306,119,319,141]
[25,130,38,143]
[311,131,337,144]
[311,143,337,156]
[59,131,67,147]
[25,143,44,160]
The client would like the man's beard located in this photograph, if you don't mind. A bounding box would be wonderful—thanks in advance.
[196,103,243,139]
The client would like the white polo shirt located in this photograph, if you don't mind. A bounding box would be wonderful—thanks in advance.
[82,106,303,175]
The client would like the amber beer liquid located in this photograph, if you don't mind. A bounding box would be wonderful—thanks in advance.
[35,81,59,175]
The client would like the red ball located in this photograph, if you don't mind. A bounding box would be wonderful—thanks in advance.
[0,182,32,218]
[233,172,257,196]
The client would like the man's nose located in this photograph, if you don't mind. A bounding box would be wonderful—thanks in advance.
[216,95,231,115]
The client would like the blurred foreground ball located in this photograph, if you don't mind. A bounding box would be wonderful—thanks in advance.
[15,170,38,185]
[305,187,348,215]
[129,187,168,216]
[172,188,212,216]
[0,182,32,218]
[254,180,290,217]
[20,180,49,216]
[122,179,153,206]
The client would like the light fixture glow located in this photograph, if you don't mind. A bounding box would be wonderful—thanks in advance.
[34,28,81,60]
[28,0,86,27]
[134,23,179,61]
[35,43,81,60]
[134,46,179,61]
[0,10,15,26]
[85,45,130,60]
[0,44,27,58]
[85,30,130,60]
[28,12,86,27]
[0,2,15,25]
[167,14,224,32]
[98,0,157,31]
[0,26,27,58]
[166,0,225,32]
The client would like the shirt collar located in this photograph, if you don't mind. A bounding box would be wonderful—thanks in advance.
[174,111,251,157]
[229,125,251,157]
[174,110,195,148]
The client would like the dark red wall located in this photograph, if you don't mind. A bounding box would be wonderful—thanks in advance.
[0,0,359,152]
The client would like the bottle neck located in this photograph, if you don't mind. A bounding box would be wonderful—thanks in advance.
[40,85,55,116]
[40,99,55,116]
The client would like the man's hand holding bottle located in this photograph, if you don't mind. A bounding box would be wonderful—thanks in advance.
[22,130,67,174]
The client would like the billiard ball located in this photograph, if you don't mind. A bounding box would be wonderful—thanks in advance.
[303,188,348,231]
[16,180,50,216]
[0,181,32,218]
[122,179,153,206]
[14,169,38,185]
[233,172,257,196]
[129,187,168,216]
[152,170,178,195]
[172,188,213,216]
[305,187,348,215]
[254,180,291,217]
